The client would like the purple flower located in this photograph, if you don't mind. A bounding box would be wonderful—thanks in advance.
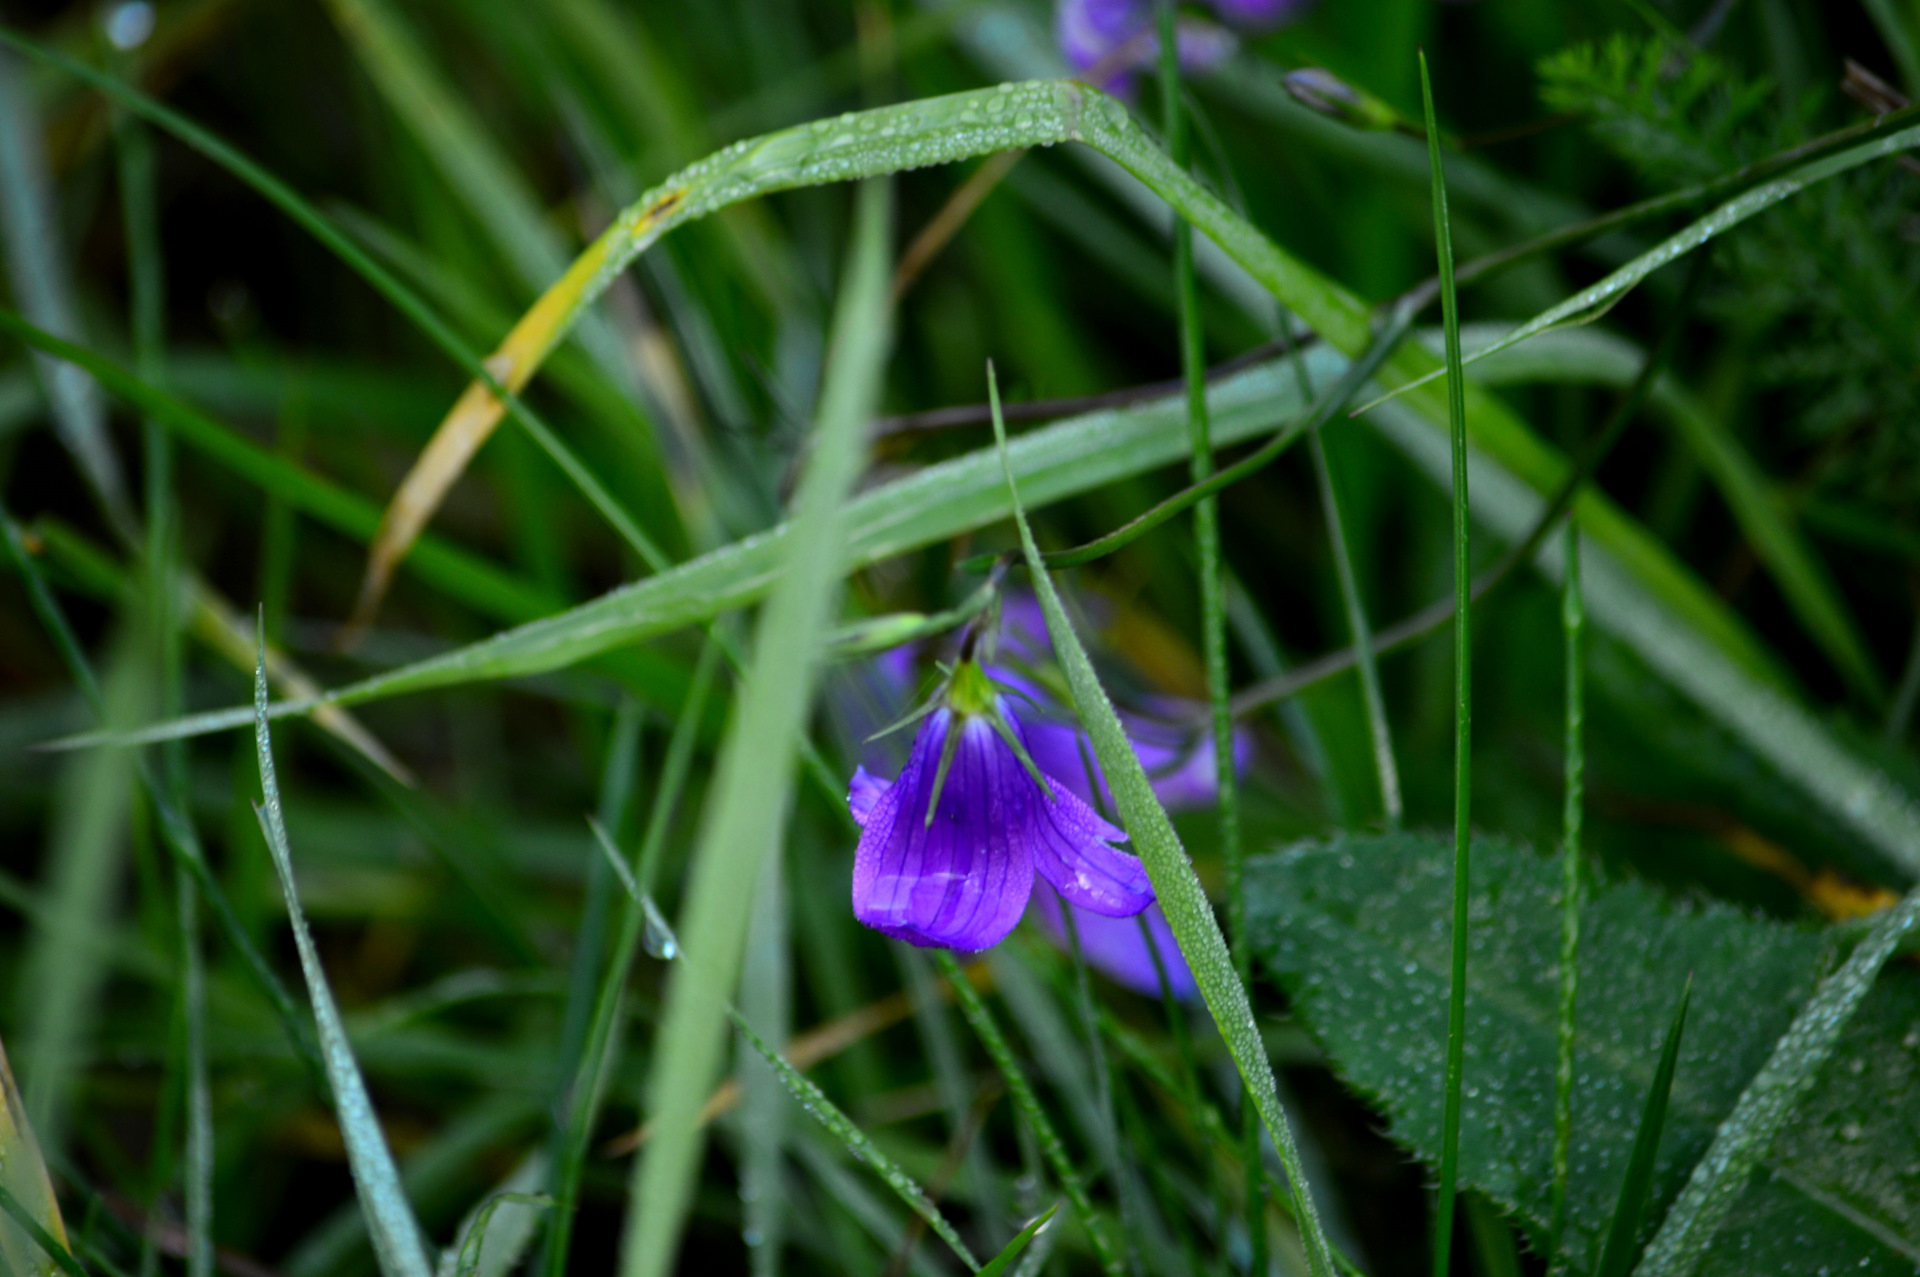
[1031,885,1198,1001]
[849,664,1155,952]
[1056,0,1313,93]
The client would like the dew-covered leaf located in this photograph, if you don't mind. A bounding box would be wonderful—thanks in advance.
[1248,832,1920,1274]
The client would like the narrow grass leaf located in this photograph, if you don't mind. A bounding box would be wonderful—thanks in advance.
[1596,980,1691,1277]
[0,1183,86,1277]
[1631,888,1920,1277]
[0,49,129,527]
[435,1152,548,1277]
[1421,52,1474,1277]
[731,1013,978,1271]
[1353,111,1920,413]
[931,949,1120,1277]
[978,1206,1057,1277]
[1309,428,1400,826]
[251,636,434,1277]
[607,844,980,1271]
[452,1194,553,1277]
[620,179,892,1277]
[0,501,327,1084]
[989,369,1338,1277]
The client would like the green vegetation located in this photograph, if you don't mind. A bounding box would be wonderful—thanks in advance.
[2,2,1919,1274]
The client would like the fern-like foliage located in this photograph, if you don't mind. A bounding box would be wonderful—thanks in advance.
[1541,34,1920,530]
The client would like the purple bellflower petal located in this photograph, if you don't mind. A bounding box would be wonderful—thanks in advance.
[1031,883,1198,1001]
[850,694,1153,951]
[848,765,889,827]
[1055,0,1237,94]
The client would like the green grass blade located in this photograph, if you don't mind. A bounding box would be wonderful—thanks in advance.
[1420,52,1473,1277]
[175,876,213,1277]
[620,178,892,1277]
[438,1154,549,1277]
[0,307,560,624]
[1549,525,1585,1269]
[989,368,1338,1277]
[0,48,129,529]
[730,1012,977,1271]
[1630,888,1920,1277]
[978,1205,1057,1277]
[0,30,676,585]
[1595,980,1691,1277]
[251,635,434,1277]
[1158,9,1267,1265]
[13,637,142,1164]
[931,950,1120,1276]
[1354,111,1920,413]
[1309,428,1401,827]
[0,1182,87,1277]
[0,501,327,1086]
[452,1194,553,1277]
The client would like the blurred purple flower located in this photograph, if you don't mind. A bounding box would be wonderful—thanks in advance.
[1031,885,1198,1000]
[848,666,1154,952]
[1057,0,1314,93]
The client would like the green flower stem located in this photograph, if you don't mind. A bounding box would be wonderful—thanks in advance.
[1549,523,1584,1270]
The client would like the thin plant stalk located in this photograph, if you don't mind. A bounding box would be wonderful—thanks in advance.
[1159,7,1266,1267]
[542,641,720,1277]
[932,950,1123,1277]
[1421,52,1473,1277]
[1308,428,1401,827]
[1549,524,1585,1270]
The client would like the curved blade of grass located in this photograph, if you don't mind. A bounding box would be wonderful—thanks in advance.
[0,31,677,614]
[989,366,1337,1277]
[436,1153,548,1277]
[1596,980,1691,1277]
[0,48,129,530]
[1630,887,1920,1277]
[451,1194,552,1277]
[251,635,434,1277]
[620,178,892,1277]
[15,49,1894,714]
[1421,53,1474,1277]
[1354,112,1920,414]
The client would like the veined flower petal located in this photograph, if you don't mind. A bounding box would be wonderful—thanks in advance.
[849,701,1152,951]
[852,710,1036,951]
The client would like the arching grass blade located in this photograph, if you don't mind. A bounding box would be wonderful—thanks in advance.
[990,364,1340,1277]
[251,632,434,1277]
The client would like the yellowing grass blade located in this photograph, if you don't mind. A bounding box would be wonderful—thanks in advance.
[349,81,1091,630]
[0,1032,70,1277]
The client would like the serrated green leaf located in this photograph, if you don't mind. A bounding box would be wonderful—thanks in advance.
[1248,831,1920,1274]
